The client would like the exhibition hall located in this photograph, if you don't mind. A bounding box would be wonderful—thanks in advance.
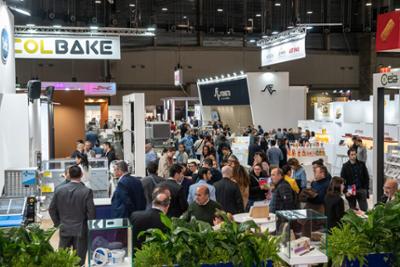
[2,0,400,266]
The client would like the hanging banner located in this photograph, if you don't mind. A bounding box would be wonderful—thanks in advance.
[14,36,121,59]
[376,11,400,52]
[260,32,306,66]
[198,78,250,106]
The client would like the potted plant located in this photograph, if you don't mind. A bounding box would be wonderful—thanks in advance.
[0,224,80,267]
[327,194,400,267]
[134,212,282,267]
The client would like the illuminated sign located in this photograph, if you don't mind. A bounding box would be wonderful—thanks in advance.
[14,36,120,59]
[41,82,117,96]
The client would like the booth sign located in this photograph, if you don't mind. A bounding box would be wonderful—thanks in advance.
[14,36,121,60]
[376,11,400,52]
[260,33,306,66]
[41,82,117,96]
[198,78,250,106]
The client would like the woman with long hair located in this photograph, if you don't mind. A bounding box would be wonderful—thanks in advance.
[324,177,347,230]
[253,151,270,176]
[75,152,91,186]
[248,164,269,208]
[287,158,307,190]
[228,155,250,209]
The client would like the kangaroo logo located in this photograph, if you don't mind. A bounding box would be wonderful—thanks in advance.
[262,84,276,95]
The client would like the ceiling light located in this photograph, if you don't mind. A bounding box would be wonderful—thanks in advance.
[233,72,237,76]
[396,8,400,11]
[147,27,156,31]
[26,23,35,27]
[275,2,281,7]
[287,26,294,29]
[240,71,244,75]
[162,7,168,11]
[129,3,135,7]
[249,39,256,43]
[306,26,313,30]
[256,14,261,17]
[9,6,31,16]
[53,25,62,28]
[271,31,279,35]
[183,16,187,19]
[217,8,223,12]
[95,0,101,4]
[366,2,372,6]
[90,26,99,30]
[307,11,313,14]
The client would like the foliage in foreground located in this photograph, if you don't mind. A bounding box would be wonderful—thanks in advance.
[0,224,80,267]
[134,211,282,267]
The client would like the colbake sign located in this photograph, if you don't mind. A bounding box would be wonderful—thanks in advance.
[14,36,121,59]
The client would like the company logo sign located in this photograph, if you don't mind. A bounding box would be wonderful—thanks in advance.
[381,73,398,86]
[41,82,117,96]
[261,84,276,95]
[214,87,231,101]
[1,28,9,64]
[14,36,121,59]
[199,78,250,106]
[261,34,306,66]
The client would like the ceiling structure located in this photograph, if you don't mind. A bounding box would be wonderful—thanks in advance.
[6,0,400,50]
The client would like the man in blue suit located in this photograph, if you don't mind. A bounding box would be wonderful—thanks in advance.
[111,160,146,218]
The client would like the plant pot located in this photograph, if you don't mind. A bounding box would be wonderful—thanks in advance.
[344,253,393,267]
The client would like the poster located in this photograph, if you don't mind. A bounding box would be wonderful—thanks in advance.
[231,136,250,167]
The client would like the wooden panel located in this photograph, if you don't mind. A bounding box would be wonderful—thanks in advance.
[53,90,85,158]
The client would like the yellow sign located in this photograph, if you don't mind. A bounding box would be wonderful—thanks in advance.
[43,170,52,178]
[41,183,55,193]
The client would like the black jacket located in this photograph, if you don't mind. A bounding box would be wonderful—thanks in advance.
[270,179,295,213]
[324,194,345,230]
[249,172,267,201]
[158,179,188,217]
[130,208,167,249]
[340,160,369,191]
[214,177,244,214]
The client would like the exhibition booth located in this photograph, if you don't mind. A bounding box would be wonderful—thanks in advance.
[197,72,308,133]
[161,96,200,122]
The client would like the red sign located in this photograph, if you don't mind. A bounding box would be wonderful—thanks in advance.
[376,11,400,52]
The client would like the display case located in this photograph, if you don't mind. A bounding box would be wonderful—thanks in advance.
[276,209,328,266]
[88,218,132,267]
[384,145,400,181]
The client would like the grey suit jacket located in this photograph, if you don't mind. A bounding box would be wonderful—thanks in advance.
[49,181,96,237]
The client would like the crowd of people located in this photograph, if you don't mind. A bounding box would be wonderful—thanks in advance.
[48,120,399,266]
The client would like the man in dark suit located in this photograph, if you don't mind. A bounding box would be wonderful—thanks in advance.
[49,165,96,266]
[214,166,244,214]
[130,188,171,249]
[111,160,146,218]
[158,164,188,217]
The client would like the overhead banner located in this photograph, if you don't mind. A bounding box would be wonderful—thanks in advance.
[376,11,400,52]
[14,36,121,59]
[260,33,306,66]
[198,78,250,106]
[41,81,117,96]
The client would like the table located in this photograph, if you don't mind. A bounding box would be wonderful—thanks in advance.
[233,212,276,233]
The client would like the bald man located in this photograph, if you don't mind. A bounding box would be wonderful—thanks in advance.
[213,166,244,214]
[182,185,222,225]
[382,179,399,203]
[130,190,170,249]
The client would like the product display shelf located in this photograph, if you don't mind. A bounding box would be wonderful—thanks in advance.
[384,145,400,181]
